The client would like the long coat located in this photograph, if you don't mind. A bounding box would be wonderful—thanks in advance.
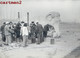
[36,24,43,43]
[4,25,11,36]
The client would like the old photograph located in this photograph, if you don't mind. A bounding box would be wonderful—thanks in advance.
[0,0,80,58]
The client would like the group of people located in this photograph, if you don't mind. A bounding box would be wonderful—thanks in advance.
[0,21,52,47]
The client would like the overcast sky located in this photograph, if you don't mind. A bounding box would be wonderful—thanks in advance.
[0,0,80,23]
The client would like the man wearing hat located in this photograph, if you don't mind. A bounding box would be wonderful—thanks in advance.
[29,21,36,43]
[36,22,43,44]
[1,22,6,42]
[4,22,12,45]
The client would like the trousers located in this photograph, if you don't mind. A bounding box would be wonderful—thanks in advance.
[5,35,11,45]
[22,35,28,46]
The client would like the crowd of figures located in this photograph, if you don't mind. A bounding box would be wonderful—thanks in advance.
[0,21,54,47]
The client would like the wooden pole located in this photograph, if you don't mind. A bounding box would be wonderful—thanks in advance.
[18,12,20,22]
[27,12,29,26]
[27,12,30,37]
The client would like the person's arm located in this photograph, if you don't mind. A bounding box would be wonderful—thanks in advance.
[20,27,22,35]
[27,26,31,33]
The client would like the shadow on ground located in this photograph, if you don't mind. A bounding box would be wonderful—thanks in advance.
[64,46,80,58]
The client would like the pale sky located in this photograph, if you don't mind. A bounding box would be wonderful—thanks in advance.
[0,0,80,23]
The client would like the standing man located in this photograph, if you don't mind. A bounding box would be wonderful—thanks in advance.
[36,22,43,44]
[9,22,15,42]
[15,22,21,43]
[4,22,12,45]
[21,23,29,47]
[0,26,4,46]
[30,21,36,43]
[1,22,6,42]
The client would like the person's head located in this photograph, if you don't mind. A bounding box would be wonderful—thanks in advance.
[24,23,27,27]
[3,22,6,24]
[9,21,13,25]
[21,21,24,23]
[31,21,35,26]
[21,21,25,26]
[9,21,12,23]
[14,23,16,25]
[36,22,39,25]
[31,21,34,23]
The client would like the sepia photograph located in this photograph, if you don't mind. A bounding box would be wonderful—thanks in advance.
[0,0,80,58]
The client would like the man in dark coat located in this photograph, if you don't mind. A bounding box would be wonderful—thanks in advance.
[1,22,6,42]
[15,22,21,42]
[36,22,43,44]
[29,21,36,43]
[43,24,49,38]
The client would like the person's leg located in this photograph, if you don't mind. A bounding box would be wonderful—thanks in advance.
[22,35,26,46]
[31,34,35,43]
[36,34,40,44]
[0,34,4,46]
[43,31,45,37]
[2,34,5,42]
[16,37,20,43]
[19,34,22,42]
[41,33,44,42]
[39,32,44,43]
[11,34,13,42]
[44,31,47,37]
[5,36,8,45]
[32,34,36,43]
[8,35,12,45]
[40,33,42,43]
[31,35,33,43]
[45,31,47,37]
[25,36,28,46]
[16,31,20,43]
[16,34,20,43]
[15,33,17,42]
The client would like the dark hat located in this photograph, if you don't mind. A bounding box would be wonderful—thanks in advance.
[21,21,24,23]
[31,21,34,23]
[24,23,27,26]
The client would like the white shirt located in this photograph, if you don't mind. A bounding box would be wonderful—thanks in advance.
[21,26,28,36]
